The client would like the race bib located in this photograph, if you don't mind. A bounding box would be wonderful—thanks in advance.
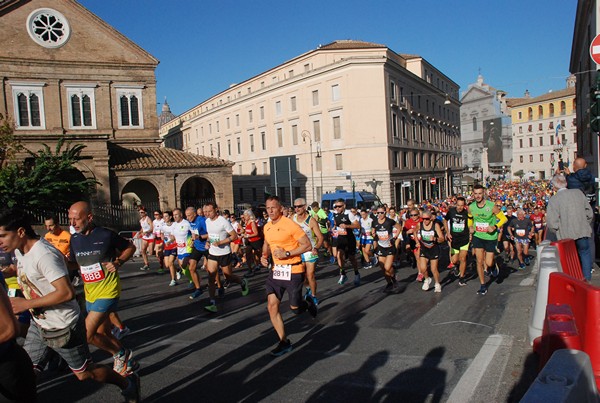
[336,227,347,236]
[535,223,542,229]
[376,230,390,241]
[208,234,220,244]
[273,264,292,281]
[191,229,199,235]
[452,222,465,232]
[475,222,489,232]
[80,262,106,284]
[516,229,526,237]
[421,230,435,242]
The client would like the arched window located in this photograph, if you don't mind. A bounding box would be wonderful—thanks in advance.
[560,101,566,115]
[472,117,477,131]
[528,107,533,120]
[538,105,543,118]
[549,103,555,117]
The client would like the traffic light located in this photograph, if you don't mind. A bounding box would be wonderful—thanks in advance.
[591,73,600,134]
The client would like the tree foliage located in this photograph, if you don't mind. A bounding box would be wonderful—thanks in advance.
[0,137,99,211]
[513,169,525,179]
[0,113,22,167]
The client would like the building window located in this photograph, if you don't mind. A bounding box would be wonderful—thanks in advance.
[312,90,319,106]
[335,154,343,170]
[304,63,310,72]
[275,101,282,116]
[403,151,409,168]
[538,105,543,118]
[550,135,554,145]
[560,101,566,115]
[392,112,398,138]
[12,83,45,129]
[261,131,266,150]
[331,84,340,102]
[549,103,555,117]
[539,137,543,146]
[528,125,532,132]
[518,111,522,119]
[528,107,533,120]
[472,117,477,131]
[66,85,96,129]
[333,116,341,139]
[519,139,523,148]
[237,137,241,154]
[236,114,240,126]
[226,117,230,129]
[520,155,524,163]
[549,121,554,130]
[390,81,396,100]
[27,8,71,48]
[116,87,143,128]
[538,123,543,131]
[290,96,297,112]
[277,128,283,147]
[529,138,533,147]
[238,187,243,200]
[249,134,254,152]
[248,109,253,123]
[518,126,523,134]
[227,139,231,156]
[263,162,267,174]
[313,120,321,142]
[540,154,544,162]
[260,106,265,120]
[529,155,533,162]
[394,151,400,168]
[402,117,407,139]
[292,124,298,145]
[251,163,256,175]
[412,119,417,140]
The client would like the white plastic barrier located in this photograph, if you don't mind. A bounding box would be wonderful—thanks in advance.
[521,349,599,403]
[528,245,562,345]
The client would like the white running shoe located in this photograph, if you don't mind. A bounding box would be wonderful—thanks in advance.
[422,277,432,291]
[434,283,442,293]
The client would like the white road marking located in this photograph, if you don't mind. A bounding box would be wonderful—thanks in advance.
[447,334,513,402]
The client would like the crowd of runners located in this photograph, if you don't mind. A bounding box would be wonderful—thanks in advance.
[4,174,597,402]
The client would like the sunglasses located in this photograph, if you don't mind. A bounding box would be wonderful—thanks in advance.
[410,214,419,217]
[154,213,160,216]
[334,205,344,208]
[293,205,305,208]
[423,217,431,220]
[376,212,386,215]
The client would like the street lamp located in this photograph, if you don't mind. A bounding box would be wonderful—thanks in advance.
[301,130,316,202]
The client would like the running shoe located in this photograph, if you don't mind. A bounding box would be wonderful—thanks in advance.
[524,256,531,266]
[354,273,361,286]
[518,263,526,270]
[112,326,131,340]
[243,269,254,278]
[187,281,195,290]
[491,264,500,278]
[157,268,165,274]
[223,280,231,289]
[270,339,293,357]
[140,265,150,271]
[176,270,182,280]
[305,287,312,297]
[121,372,141,403]
[217,287,225,297]
[477,285,488,295]
[253,265,262,273]
[458,277,467,287]
[338,274,348,285]
[241,278,250,296]
[189,289,203,300]
[371,256,378,266]
[416,272,424,282]
[383,282,394,293]
[329,256,336,264]
[306,297,318,318]
[169,279,177,286]
[204,303,217,313]
[311,296,319,307]
[447,262,455,269]
[434,283,442,293]
[422,277,432,291]
[113,349,139,376]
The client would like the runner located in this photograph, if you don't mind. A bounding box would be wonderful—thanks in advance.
[43,215,71,258]
[359,209,376,269]
[310,201,333,262]
[185,207,208,300]
[468,185,508,295]
[331,199,361,286]
[508,209,534,270]
[242,209,263,278]
[2,208,140,402]
[137,207,154,272]
[160,211,179,286]
[172,208,193,288]
[67,201,139,378]
[372,207,402,292]
[151,210,165,274]
[416,210,445,292]
[530,206,546,247]
[292,198,324,306]
[443,197,471,286]
[402,208,422,274]
[500,205,516,263]
[260,196,316,357]
[203,202,249,313]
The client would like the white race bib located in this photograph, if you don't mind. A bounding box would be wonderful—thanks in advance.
[475,222,489,232]
[273,264,292,281]
[80,262,106,284]
[452,222,465,232]
[516,229,526,237]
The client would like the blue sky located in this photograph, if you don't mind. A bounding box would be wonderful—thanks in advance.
[80,0,577,116]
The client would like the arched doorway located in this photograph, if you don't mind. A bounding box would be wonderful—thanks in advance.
[122,179,160,211]
[180,176,215,208]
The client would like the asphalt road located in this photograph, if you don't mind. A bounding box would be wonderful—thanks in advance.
[34,248,540,403]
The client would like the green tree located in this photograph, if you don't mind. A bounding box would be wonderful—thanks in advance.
[0,113,22,167]
[513,169,525,179]
[0,137,98,210]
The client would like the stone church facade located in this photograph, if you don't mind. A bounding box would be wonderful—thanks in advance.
[0,0,233,212]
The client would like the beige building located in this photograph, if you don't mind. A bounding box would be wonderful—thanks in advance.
[507,78,577,180]
[0,0,233,214]
[161,40,461,207]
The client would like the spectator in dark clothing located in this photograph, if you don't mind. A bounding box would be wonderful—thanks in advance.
[564,157,596,204]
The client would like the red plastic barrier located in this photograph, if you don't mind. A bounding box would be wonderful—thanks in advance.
[534,303,582,369]
[551,239,585,281]
[547,272,600,387]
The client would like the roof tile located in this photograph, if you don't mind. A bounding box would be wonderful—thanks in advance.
[109,145,233,170]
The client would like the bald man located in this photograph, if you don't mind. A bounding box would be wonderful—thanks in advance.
[68,201,139,376]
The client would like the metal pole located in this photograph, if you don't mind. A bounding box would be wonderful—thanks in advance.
[288,157,292,203]
[302,130,316,202]
[274,160,278,196]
